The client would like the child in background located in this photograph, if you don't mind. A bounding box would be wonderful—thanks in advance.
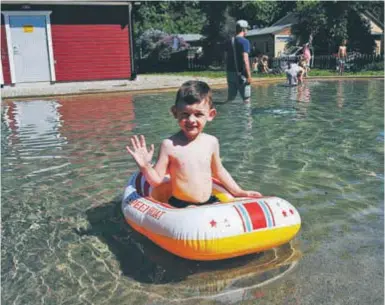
[252,57,259,73]
[302,43,311,76]
[260,55,272,73]
[126,80,262,208]
[338,39,347,75]
[285,61,304,86]
[298,55,308,81]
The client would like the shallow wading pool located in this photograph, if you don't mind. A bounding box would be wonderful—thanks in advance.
[1,79,383,305]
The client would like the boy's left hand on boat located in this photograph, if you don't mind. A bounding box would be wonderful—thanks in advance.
[234,190,263,198]
[245,190,263,198]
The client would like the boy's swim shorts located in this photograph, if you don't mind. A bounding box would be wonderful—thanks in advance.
[168,195,219,208]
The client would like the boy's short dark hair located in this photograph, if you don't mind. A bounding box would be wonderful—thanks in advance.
[175,80,214,108]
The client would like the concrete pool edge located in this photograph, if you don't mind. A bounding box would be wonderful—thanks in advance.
[1,75,383,101]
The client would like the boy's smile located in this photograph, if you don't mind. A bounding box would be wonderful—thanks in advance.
[172,99,216,140]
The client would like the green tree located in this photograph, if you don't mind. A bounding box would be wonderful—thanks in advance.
[200,2,233,63]
[350,1,384,22]
[324,1,349,53]
[347,11,375,54]
[235,1,296,28]
[134,1,206,36]
[368,1,384,22]
[137,29,167,58]
[291,1,327,50]
[150,35,190,61]
[292,1,376,55]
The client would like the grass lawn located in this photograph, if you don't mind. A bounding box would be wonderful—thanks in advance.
[147,69,384,79]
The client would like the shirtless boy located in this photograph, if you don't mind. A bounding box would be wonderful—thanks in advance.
[126,80,262,208]
[338,39,347,75]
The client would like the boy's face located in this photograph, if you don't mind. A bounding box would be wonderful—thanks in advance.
[171,99,216,140]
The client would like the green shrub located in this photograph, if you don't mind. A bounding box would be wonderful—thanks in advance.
[362,61,384,71]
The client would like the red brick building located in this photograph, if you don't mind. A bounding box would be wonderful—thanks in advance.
[1,0,135,86]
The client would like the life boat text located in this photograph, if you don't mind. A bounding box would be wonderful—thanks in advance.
[130,200,166,220]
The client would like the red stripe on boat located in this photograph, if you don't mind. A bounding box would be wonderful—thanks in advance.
[243,202,267,230]
[135,173,142,196]
[264,201,276,226]
[233,206,246,232]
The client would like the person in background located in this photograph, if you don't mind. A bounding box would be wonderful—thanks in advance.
[225,20,252,103]
[285,61,304,86]
[298,55,308,80]
[259,55,272,73]
[337,39,347,75]
[302,43,311,76]
[252,57,259,73]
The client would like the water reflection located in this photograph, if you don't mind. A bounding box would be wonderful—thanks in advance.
[3,100,65,149]
[296,84,311,103]
[3,94,136,146]
[59,94,135,141]
[59,94,135,169]
[336,80,345,109]
[2,100,68,180]
[2,94,136,176]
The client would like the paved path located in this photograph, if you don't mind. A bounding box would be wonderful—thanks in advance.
[2,75,381,99]
[1,75,229,99]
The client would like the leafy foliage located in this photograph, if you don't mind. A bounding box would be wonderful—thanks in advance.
[200,3,235,63]
[134,1,299,63]
[137,29,189,61]
[150,35,189,61]
[292,1,379,55]
[347,11,375,54]
[362,61,384,71]
[368,1,384,22]
[234,1,296,28]
[291,2,327,47]
[198,1,297,63]
[133,1,206,36]
[137,29,167,58]
[133,0,383,62]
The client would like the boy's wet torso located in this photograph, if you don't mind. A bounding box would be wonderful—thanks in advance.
[166,132,215,203]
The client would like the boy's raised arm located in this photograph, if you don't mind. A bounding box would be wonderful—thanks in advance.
[126,135,169,187]
[211,138,262,198]
[152,140,169,182]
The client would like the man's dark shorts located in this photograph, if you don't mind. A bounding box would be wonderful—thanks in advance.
[227,71,251,101]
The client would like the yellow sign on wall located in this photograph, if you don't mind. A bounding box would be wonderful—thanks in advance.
[23,25,34,33]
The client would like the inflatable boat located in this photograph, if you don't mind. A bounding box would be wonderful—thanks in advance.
[122,172,301,261]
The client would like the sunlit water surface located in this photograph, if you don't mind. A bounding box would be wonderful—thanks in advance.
[1,79,384,305]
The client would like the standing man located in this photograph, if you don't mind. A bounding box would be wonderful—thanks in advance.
[225,20,252,103]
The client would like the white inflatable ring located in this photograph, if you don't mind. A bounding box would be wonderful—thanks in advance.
[122,172,301,260]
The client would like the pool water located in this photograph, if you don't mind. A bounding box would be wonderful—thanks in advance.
[1,79,384,305]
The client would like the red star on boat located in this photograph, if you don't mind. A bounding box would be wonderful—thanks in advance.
[210,220,217,227]
[289,209,294,215]
[282,210,287,217]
